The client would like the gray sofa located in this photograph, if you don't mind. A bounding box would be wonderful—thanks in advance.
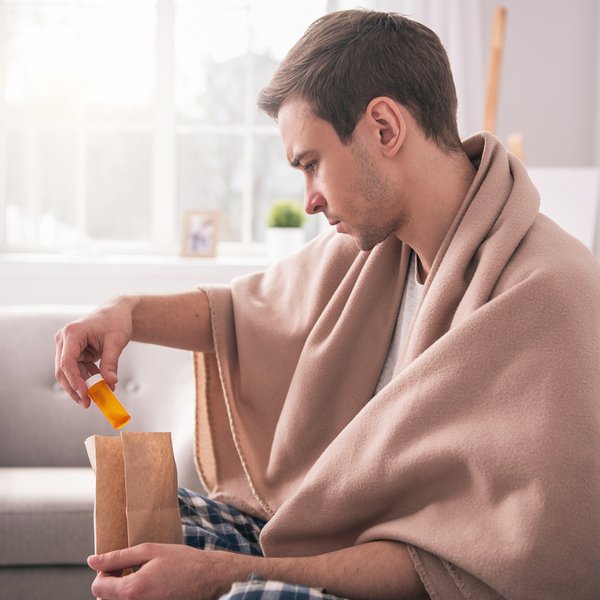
[0,305,204,600]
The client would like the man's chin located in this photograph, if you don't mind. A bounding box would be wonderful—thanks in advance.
[333,224,386,252]
[349,235,379,252]
[345,231,395,252]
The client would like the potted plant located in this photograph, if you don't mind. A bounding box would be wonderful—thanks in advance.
[265,199,306,261]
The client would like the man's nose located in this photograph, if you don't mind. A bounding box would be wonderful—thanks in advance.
[304,193,325,215]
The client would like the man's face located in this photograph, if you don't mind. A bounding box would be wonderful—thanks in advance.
[278,98,405,251]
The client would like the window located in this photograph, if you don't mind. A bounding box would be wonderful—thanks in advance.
[0,0,328,254]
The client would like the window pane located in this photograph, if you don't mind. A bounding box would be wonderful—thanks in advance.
[39,130,79,227]
[174,0,327,124]
[6,131,28,216]
[174,3,249,124]
[82,1,156,122]
[5,0,155,123]
[3,0,157,248]
[5,2,81,121]
[178,133,244,242]
[6,128,79,245]
[6,130,33,244]
[86,132,152,241]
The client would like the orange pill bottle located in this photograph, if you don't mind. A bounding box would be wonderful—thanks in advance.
[85,374,131,429]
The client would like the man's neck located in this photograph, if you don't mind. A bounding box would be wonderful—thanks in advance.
[395,142,476,280]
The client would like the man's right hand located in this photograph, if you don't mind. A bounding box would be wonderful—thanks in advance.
[54,295,136,407]
[54,289,214,407]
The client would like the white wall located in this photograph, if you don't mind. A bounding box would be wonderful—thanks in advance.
[480,0,598,168]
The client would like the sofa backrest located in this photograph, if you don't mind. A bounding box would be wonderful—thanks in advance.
[0,305,202,491]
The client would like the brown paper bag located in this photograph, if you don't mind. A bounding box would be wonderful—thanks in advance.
[85,431,184,557]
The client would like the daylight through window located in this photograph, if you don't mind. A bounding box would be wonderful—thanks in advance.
[0,0,328,253]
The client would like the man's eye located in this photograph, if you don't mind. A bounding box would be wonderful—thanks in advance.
[304,162,316,172]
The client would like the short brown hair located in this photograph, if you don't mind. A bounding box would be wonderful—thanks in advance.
[257,9,462,153]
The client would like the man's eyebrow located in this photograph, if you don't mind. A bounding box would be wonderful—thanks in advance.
[289,151,311,169]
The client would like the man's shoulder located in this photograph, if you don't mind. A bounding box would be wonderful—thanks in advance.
[495,212,600,300]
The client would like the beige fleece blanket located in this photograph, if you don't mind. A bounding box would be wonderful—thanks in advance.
[194,132,600,599]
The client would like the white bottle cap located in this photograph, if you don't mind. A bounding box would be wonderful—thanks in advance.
[85,373,105,390]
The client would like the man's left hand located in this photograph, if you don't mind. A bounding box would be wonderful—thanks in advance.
[88,543,244,600]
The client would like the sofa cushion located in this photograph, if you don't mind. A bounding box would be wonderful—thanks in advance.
[0,467,94,565]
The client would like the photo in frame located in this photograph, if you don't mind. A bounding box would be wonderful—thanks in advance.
[181,210,220,257]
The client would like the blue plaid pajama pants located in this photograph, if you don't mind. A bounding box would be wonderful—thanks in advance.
[179,488,346,600]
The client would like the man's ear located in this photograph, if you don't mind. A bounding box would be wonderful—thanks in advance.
[365,97,406,157]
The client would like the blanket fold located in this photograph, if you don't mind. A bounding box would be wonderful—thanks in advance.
[195,132,600,599]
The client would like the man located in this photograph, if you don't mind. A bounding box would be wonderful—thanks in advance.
[55,9,600,600]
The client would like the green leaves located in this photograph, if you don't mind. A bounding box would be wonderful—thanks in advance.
[266,200,307,228]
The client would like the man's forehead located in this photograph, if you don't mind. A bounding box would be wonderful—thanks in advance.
[277,99,321,163]
[277,98,344,157]
[277,97,315,123]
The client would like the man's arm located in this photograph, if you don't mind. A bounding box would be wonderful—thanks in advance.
[88,539,428,600]
[54,289,213,405]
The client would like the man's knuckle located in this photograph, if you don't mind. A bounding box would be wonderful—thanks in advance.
[90,576,103,597]
[61,322,76,337]
[112,549,124,562]
[58,355,70,371]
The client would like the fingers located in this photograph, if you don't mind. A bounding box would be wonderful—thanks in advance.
[88,544,156,573]
[89,550,131,599]
[54,314,127,403]
[91,569,129,600]
[98,332,123,388]
[88,548,140,600]
[54,299,136,415]
[89,544,212,600]
[85,362,101,377]
[89,549,128,573]
[54,325,94,404]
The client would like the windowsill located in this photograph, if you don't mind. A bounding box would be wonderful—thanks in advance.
[0,251,272,267]
[0,247,275,306]
[0,240,273,267]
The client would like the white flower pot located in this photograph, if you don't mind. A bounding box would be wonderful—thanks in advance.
[266,227,305,262]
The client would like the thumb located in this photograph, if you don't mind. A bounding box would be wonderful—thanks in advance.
[98,333,126,386]
[88,547,142,573]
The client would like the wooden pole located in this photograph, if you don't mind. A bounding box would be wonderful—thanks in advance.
[507,132,525,163]
[483,6,507,134]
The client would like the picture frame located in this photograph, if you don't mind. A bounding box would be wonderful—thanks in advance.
[181,210,220,257]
